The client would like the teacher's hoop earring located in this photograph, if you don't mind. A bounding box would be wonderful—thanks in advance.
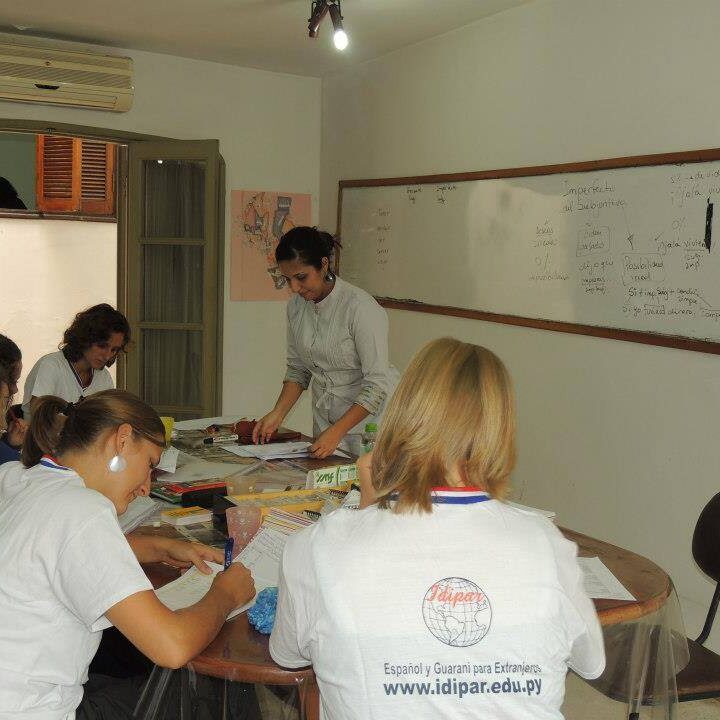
[325,270,336,282]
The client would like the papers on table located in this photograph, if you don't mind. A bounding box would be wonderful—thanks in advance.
[119,496,159,533]
[155,561,254,620]
[235,527,287,594]
[156,446,179,473]
[155,450,247,484]
[173,416,243,431]
[341,487,361,510]
[156,510,311,618]
[222,441,312,461]
[235,510,312,593]
[579,557,636,601]
[262,508,315,534]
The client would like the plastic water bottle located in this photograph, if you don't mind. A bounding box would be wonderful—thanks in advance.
[361,422,378,453]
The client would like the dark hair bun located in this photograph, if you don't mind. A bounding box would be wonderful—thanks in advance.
[275,226,339,271]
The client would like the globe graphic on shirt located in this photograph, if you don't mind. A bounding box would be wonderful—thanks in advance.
[422,577,492,647]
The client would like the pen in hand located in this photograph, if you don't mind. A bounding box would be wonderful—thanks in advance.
[224,537,234,570]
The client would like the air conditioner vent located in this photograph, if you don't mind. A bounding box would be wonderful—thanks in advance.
[0,42,133,111]
[0,61,131,89]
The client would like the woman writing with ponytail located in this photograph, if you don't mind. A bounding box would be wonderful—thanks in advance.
[253,227,399,457]
[0,390,254,719]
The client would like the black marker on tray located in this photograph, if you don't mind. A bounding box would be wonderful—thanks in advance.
[203,434,239,445]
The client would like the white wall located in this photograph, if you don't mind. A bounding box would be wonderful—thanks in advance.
[0,218,116,398]
[321,0,720,650]
[0,31,320,432]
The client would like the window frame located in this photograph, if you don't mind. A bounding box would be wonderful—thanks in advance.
[0,120,225,413]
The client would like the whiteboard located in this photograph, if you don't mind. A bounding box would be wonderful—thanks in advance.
[338,153,720,351]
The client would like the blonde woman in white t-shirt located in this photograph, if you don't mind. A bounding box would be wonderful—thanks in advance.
[271,338,605,720]
[22,304,130,419]
[0,390,255,719]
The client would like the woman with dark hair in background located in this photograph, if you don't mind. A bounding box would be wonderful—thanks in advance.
[0,333,24,463]
[22,304,130,418]
[0,389,254,718]
[0,177,27,210]
[253,227,398,457]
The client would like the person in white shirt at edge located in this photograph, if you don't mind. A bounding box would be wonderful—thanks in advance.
[270,337,605,720]
[252,226,399,458]
[0,390,255,720]
[0,334,24,463]
[22,304,129,420]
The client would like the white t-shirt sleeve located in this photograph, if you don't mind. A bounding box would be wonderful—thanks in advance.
[551,529,606,679]
[93,368,115,392]
[24,354,63,400]
[269,530,315,668]
[283,301,312,390]
[51,504,153,632]
[350,298,391,416]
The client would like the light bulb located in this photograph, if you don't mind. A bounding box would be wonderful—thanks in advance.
[333,29,348,50]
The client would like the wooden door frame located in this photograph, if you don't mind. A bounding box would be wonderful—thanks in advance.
[0,119,225,409]
[126,139,222,418]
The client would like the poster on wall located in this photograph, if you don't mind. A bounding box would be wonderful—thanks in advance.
[230,190,312,301]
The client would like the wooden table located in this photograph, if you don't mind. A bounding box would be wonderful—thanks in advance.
[564,528,673,626]
[143,526,674,720]
[142,447,348,719]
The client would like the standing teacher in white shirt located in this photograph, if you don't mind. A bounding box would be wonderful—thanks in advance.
[253,227,398,458]
[22,303,130,419]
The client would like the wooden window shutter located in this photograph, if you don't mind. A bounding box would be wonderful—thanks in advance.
[81,140,115,215]
[36,135,80,212]
[36,135,116,216]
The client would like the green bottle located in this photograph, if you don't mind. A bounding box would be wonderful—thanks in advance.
[361,422,378,453]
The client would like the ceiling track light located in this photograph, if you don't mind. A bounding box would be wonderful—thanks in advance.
[307,0,349,51]
[307,0,329,38]
[328,2,348,50]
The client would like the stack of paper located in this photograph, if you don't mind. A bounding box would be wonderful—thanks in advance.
[222,441,312,461]
[155,561,254,620]
[340,487,361,510]
[155,509,316,618]
[234,523,294,595]
[263,508,315,534]
[156,446,179,473]
[119,496,159,533]
[578,557,636,601]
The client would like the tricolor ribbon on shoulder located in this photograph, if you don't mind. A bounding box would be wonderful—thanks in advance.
[430,487,491,505]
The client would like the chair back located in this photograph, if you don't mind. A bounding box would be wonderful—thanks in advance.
[693,492,720,582]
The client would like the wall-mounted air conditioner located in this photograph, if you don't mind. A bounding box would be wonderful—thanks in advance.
[0,42,133,112]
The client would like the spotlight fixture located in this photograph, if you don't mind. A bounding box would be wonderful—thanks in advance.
[307,0,329,38]
[308,0,349,50]
[328,2,348,50]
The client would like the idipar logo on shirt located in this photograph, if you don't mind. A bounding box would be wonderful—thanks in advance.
[422,577,492,647]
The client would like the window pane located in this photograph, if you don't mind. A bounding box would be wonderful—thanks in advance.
[142,329,202,407]
[143,244,203,323]
[143,160,205,238]
[166,410,204,421]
